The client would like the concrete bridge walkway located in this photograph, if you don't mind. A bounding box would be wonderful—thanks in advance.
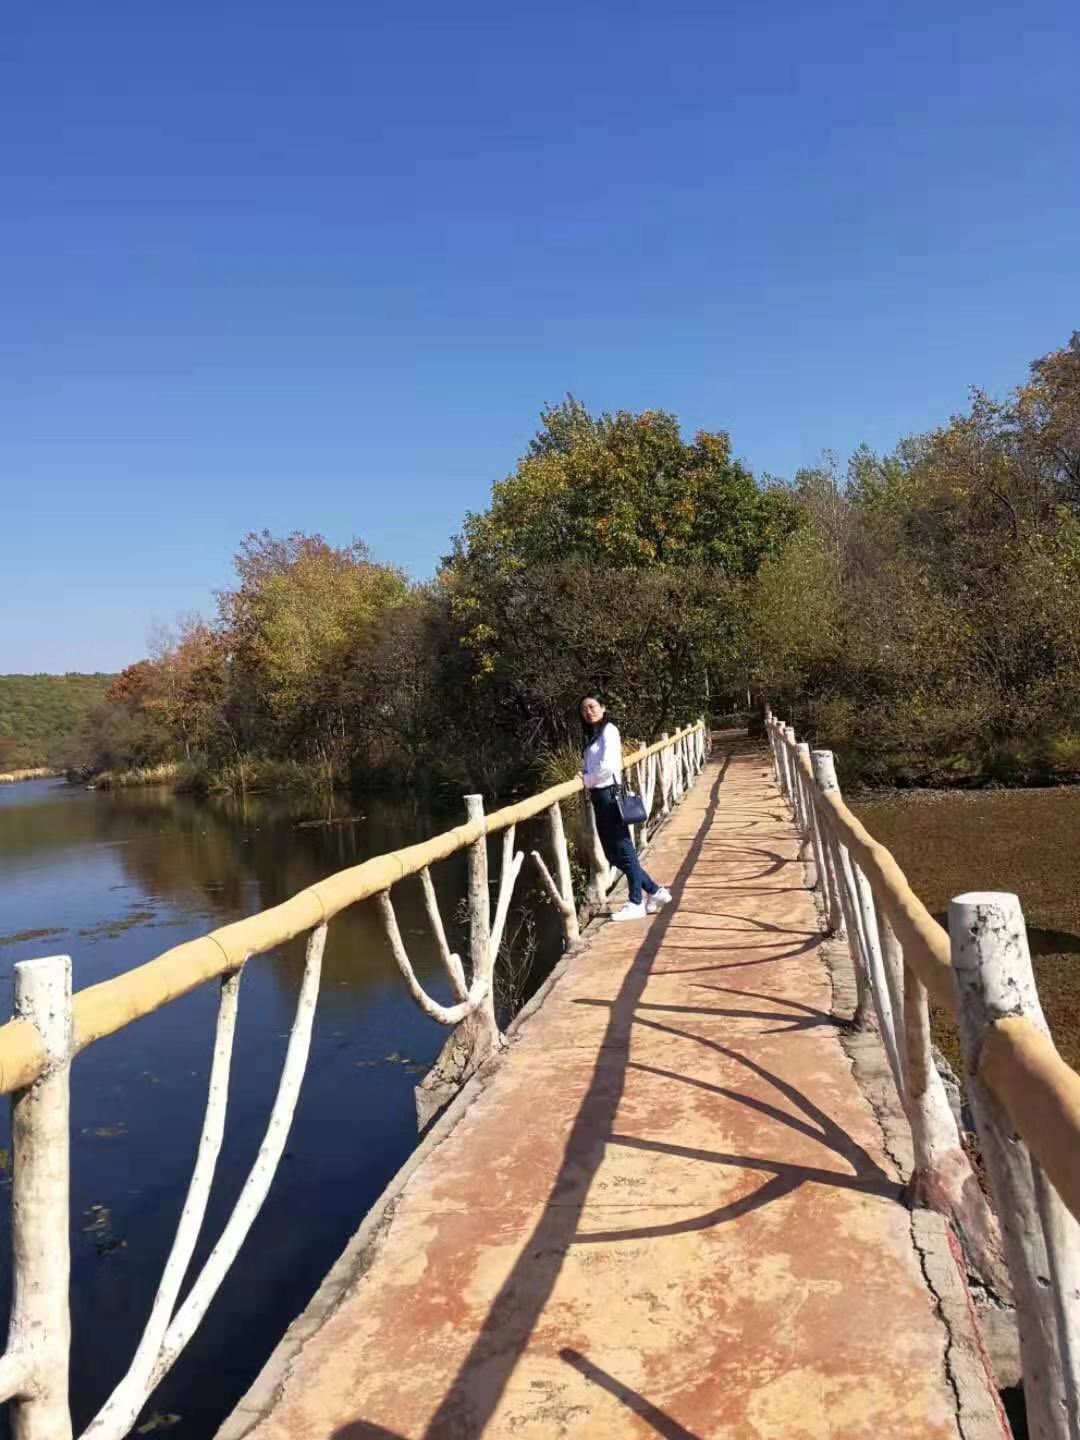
[224,741,994,1440]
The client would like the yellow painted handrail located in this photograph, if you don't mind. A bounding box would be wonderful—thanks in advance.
[770,716,1080,1230]
[0,723,705,1096]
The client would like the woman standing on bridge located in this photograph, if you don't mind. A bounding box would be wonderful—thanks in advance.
[580,696,672,923]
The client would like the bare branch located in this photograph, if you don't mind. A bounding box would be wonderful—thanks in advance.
[377,892,485,1025]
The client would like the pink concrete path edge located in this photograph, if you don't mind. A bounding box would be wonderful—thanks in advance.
[221,740,986,1440]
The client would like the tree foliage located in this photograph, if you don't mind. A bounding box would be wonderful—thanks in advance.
[65,336,1080,794]
[0,673,114,770]
[441,398,794,754]
[748,333,1080,782]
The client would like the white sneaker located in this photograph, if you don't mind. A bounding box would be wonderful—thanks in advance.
[645,887,673,915]
[610,901,647,923]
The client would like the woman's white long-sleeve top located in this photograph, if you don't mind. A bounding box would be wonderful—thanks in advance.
[583,722,623,789]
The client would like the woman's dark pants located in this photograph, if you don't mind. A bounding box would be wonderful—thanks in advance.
[589,785,658,906]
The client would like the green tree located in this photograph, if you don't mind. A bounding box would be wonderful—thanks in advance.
[442,398,794,764]
[748,333,1080,782]
[0,673,114,770]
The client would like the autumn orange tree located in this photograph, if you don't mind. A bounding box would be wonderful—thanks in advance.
[209,531,411,778]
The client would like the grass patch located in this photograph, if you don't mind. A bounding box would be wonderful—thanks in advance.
[836,729,1080,790]
[209,757,336,795]
[853,787,1080,1072]
[0,926,67,949]
[93,762,182,790]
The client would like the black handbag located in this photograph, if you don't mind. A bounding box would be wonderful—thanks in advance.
[617,781,648,826]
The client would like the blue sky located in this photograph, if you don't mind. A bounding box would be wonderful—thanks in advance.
[3,0,1078,673]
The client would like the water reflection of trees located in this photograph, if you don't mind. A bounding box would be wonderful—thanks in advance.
[0,786,567,1440]
[2,783,563,1015]
[102,790,478,1005]
[104,787,435,919]
[0,786,106,866]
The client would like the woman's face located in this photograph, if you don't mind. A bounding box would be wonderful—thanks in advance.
[581,698,605,726]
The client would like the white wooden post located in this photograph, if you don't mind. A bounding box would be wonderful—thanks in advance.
[766,720,783,789]
[413,797,504,1128]
[776,722,794,807]
[775,720,786,791]
[850,865,907,1106]
[798,745,833,920]
[903,965,955,1184]
[7,956,73,1440]
[774,722,784,786]
[783,725,796,805]
[377,896,486,1025]
[82,969,243,1440]
[144,926,327,1394]
[580,787,613,905]
[659,733,672,815]
[811,750,872,1028]
[951,892,1080,1440]
[879,909,907,1020]
[420,867,469,1000]
[531,801,580,947]
[633,758,649,853]
[464,795,495,1000]
[549,800,580,945]
[784,725,803,828]
[878,912,907,1096]
[794,741,817,866]
[810,749,845,935]
[771,725,789,806]
[488,826,525,962]
[765,714,781,786]
[902,962,1012,1295]
[771,719,784,796]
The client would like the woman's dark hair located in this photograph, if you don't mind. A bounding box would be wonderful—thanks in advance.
[580,697,615,750]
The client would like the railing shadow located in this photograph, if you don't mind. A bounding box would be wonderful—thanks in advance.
[402,751,733,1438]
[558,1349,703,1440]
[666,910,819,933]
[685,840,798,863]
[649,934,823,972]
[571,1009,893,1244]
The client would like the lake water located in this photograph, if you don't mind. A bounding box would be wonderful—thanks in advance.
[0,777,562,1437]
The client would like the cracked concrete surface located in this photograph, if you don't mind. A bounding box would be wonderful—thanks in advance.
[219,741,1006,1440]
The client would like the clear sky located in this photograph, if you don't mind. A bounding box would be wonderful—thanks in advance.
[3,0,1078,673]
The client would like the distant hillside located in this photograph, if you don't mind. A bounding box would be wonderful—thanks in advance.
[0,673,115,771]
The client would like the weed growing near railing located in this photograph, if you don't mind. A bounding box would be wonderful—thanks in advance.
[93,762,182,790]
[493,905,539,1021]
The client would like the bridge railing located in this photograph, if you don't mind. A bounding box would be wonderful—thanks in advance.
[766,711,1080,1440]
[0,721,708,1440]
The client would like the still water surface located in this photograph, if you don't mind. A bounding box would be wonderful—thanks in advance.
[0,778,561,1437]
